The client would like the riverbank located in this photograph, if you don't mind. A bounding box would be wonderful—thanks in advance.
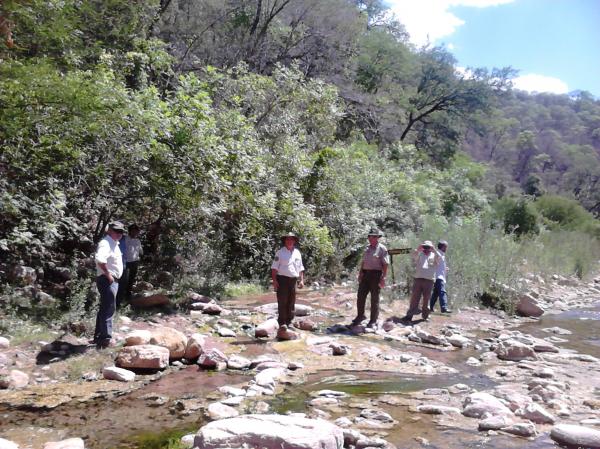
[1,273,600,448]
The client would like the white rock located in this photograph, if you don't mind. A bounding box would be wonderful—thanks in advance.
[495,339,537,361]
[207,402,239,420]
[463,392,513,418]
[551,424,600,448]
[502,422,537,437]
[516,402,555,424]
[219,386,246,396]
[542,327,572,335]
[466,357,481,367]
[115,345,170,370]
[194,414,344,449]
[255,368,285,388]
[0,337,9,349]
[478,415,510,431]
[0,370,29,389]
[102,366,136,382]
[217,327,236,337]
[254,303,313,316]
[42,438,85,449]
[448,334,471,348]
[416,404,461,415]
[227,355,251,370]
[255,319,279,338]
[0,437,19,449]
[180,434,195,448]
[359,408,394,423]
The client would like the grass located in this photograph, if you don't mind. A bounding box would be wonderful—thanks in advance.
[223,281,266,298]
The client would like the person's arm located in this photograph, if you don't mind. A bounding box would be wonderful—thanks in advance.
[412,246,421,264]
[379,264,388,288]
[95,240,114,283]
[271,268,279,291]
[297,252,305,288]
[433,248,442,266]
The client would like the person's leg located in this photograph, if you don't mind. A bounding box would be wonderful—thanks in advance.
[421,280,434,319]
[354,277,369,324]
[439,280,450,312]
[286,278,297,326]
[430,279,441,311]
[276,275,290,327]
[368,271,381,325]
[94,276,117,343]
[115,267,128,309]
[126,261,139,300]
[404,278,422,320]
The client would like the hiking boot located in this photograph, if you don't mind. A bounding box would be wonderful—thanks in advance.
[96,339,115,349]
[401,314,413,322]
[366,321,377,329]
[441,309,452,314]
[351,316,366,326]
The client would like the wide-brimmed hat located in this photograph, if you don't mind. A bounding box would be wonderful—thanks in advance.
[367,228,383,237]
[420,240,434,249]
[281,232,299,242]
[108,221,125,232]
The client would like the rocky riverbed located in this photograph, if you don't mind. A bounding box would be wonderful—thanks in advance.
[1,273,600,449]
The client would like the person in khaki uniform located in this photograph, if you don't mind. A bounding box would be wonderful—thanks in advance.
[351,228,389,328]
[403,240,442,322]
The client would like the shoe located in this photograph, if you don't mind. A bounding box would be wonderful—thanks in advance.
[366,321,377,329]
[96,339,115,349]
[287,322,296,329]
[441,309,452,314]
[351,316,366,326]
[422,310,430,320]
[401,314,413,322]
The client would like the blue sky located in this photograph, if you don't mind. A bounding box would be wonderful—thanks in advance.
[387,0,600,96]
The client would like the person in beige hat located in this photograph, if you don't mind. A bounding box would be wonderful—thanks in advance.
[402,240,442,322]
[271,232,304,339]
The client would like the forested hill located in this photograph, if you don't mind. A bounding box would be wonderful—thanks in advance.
[1,0,599,301]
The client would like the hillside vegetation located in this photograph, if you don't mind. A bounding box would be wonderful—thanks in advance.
[1,0,599,324]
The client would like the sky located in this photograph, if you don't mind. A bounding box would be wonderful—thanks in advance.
[385,0,600,96]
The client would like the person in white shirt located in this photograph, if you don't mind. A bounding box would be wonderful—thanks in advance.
[429,240,451,313]
[271,232,305,336]
[93,221,125,348]
[117,223,143,304]
[402,240,442,322]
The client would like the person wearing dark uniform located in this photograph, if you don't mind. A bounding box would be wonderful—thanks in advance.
[271,232,305,334]
[352,228,389,328]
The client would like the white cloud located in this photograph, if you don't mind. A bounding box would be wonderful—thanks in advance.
[387,0,516,47]
[512,74,569,94]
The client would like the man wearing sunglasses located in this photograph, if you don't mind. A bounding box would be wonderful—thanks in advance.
[93,221,125,349]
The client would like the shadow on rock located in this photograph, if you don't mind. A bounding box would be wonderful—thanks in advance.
[36,334,91,365]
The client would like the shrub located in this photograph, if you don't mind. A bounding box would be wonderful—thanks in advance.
[534,195,600,236]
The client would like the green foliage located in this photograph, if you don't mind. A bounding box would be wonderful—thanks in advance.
[494,197,540,236]
[534,195,600,236]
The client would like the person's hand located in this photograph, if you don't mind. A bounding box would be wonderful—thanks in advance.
[272,279,279,291]
[298,280,304,289]
[106,273,114,284]
[358,271,363,281]
[379,277,385,288]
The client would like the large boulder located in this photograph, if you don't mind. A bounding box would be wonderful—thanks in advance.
[8,265,36,286]
[0,336,10,349]
[115,345,170,370]
[254,303,313,317]
[516,294,544,317]
[550,424,600,449]
[124,330,152,346]
[0,370,29,389]
[463,392,513,418]
[193,414,344,449]
[255,319,279,338]
[130,291,171,308]
[184,333,207,361]
[494,340,537,361]
[149,327,188,359]
[0,437,19,449]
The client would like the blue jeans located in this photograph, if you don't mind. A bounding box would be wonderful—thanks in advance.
[94,275,118,341]
[430,279,449,311]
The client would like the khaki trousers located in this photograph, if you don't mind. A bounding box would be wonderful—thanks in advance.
[356,270,382,323]
[408,277,434,318]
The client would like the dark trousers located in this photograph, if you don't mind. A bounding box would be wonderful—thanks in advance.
[94,275,118,342]
[276,275,297,326]
[116,261,139,307]
[356,270,382,323]
[430,279,449,311]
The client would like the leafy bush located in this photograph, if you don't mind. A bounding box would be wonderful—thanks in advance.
[534,195,600,237]
[493,197,540,236]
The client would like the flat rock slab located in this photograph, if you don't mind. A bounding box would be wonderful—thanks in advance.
[551,424,600,449]
[194,414,344,449]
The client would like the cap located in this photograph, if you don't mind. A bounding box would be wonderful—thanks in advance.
[281,232,299,242]
[108,221,125,232]
[367,228,383,237]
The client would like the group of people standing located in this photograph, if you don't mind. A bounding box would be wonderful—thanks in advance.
[93,221,142,348]
[271,228,451,337]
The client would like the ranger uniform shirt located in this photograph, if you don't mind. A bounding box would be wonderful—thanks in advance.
[95,235,124,279]
[271,247,304,278]
[361,243,390,271]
